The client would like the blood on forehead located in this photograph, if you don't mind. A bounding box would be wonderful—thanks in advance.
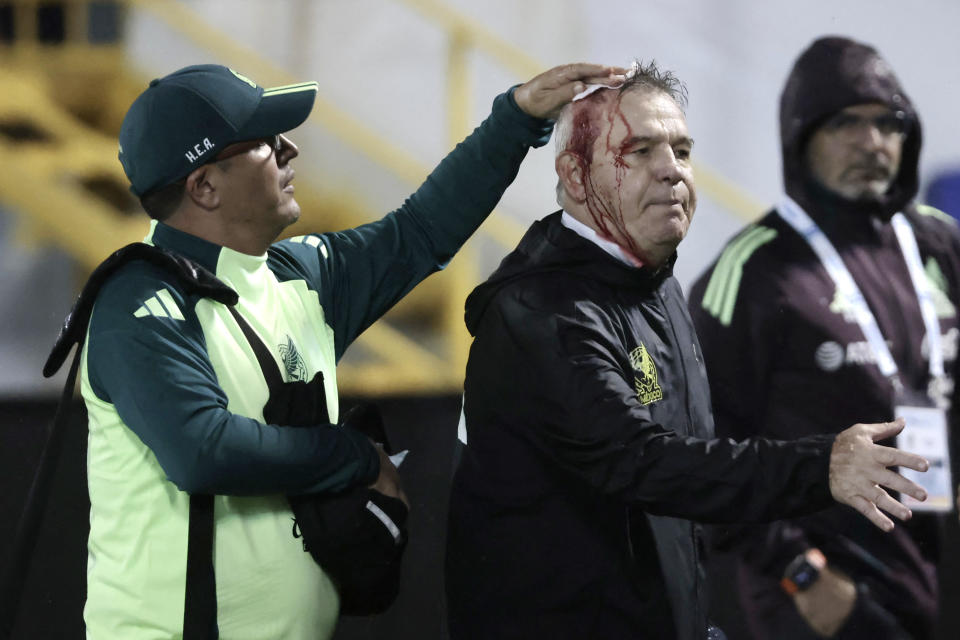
[567,104,601,164]
[563,90,617,164]
[561,89,650,263]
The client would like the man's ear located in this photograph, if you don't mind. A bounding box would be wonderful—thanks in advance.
[184,165,220,210]
[556,152,587,203]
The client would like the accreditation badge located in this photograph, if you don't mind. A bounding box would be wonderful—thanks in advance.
[895,400,953,512]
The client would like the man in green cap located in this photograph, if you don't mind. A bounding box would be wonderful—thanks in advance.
[81,61,623,638]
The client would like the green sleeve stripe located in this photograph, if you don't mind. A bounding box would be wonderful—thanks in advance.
[925,257,948,291]
[716,228,776,326]
[916,204,957,225]
[702,226,760,312]
[701,226,778,326]
[715,227,777,326]
[924,256,957,319]
[702,225,766,311]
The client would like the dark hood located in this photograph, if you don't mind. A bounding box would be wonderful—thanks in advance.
[464,212,674,336]
[780,36,922,220]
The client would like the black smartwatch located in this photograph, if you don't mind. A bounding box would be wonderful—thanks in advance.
[780,548,826,595]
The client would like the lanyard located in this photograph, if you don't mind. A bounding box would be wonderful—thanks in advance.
[776,195,944,384]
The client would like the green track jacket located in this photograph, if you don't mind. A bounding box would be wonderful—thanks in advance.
[80,88,552,639]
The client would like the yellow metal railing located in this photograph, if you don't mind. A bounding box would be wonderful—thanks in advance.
[133,0,767,257]
[0,0,767,395]
[135,0,766,250]
[126,0,481,392]
[400,0,766,223]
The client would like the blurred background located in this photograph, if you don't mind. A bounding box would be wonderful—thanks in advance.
[1,0,959,637]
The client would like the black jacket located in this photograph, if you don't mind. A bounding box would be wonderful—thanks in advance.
[446,213,835,640]
[688,37,960,638]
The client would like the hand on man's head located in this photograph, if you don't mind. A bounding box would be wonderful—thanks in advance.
[828,418,928,531]
[514,63,626,120]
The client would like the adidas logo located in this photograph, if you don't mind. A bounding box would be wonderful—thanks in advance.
[287,235,328,259]
[701,225,778,326]
[134,288,185,321]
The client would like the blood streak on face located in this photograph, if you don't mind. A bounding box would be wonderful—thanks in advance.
[566,102,601,164]
[564,94,621,243]
[567,92,642,258]
[563,88,695,267]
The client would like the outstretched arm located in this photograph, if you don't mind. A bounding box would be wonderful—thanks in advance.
[275,63,625,358]
[475,293,928,529]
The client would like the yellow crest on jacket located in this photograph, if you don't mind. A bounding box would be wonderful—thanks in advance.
[630,343,663,405]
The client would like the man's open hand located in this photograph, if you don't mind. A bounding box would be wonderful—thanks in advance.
[829,418,928,531]
[514,63,626,120]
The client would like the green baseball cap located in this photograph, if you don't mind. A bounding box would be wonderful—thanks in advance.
[119,64,318,196]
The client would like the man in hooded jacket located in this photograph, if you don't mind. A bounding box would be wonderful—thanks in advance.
[689,36,960,639]
[445,59,931,640]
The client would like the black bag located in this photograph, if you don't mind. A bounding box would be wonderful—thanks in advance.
[287,405,408,615]
[230,306,408,616]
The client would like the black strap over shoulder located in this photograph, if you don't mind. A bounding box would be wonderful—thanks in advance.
[183,495,217,640]
[1,242,237,640]
[43,242,238,378]
[225,306,331,431]
[226,306,285,393]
